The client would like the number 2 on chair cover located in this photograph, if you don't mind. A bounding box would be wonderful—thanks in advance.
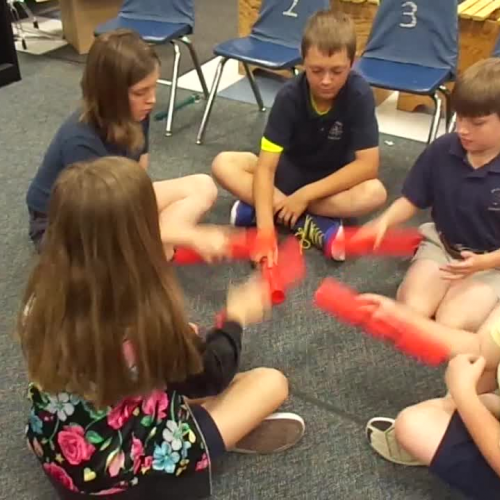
[400,1,418,28]
[283,0,299,18]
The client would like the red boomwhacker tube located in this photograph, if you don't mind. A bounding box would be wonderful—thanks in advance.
[314,278,449,365]
[172,229,259,264]
[343,227,422,257]
[215,236,306,327]
[261,262,286,305]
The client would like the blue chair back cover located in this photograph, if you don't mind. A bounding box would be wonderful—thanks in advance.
[120,0,194,26]
[363,0,458,72]
[251,0,330,48]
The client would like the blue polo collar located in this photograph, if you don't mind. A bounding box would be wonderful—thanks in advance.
[449,133,500,173]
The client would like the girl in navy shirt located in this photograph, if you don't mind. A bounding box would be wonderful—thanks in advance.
[27,29,226,261]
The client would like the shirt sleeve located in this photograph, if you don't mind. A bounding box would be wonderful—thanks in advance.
[261,136,284,153]
[60,134,109,168]
[262,86,298,150]
[349,88,379,152]
[168,321,242,398]
[401,145,435,209]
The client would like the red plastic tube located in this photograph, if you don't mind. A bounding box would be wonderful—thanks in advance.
[172,229,258,264]
[314,278,449,365]
[343,227,422,257]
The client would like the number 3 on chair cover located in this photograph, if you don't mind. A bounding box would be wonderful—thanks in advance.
[283,0,299,18]
[400,1,417,28]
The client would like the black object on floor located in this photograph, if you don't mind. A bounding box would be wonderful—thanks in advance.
[0,0,21,87]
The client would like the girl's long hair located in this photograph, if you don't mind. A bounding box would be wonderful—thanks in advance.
[81,29,159,153]
[18,157,203,407]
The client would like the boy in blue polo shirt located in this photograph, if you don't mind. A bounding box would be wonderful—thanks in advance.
[212,10,386,262]
[358,58,500,332]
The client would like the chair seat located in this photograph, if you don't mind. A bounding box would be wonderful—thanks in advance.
[95,17,191,43]
[214,36,301,70]
[355,57,452,95]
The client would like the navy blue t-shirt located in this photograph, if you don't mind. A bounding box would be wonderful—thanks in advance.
[26,111,150,214]
[263,71,379,173]
[403,133,500,253]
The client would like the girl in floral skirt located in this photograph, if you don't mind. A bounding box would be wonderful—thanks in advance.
[21,157,305,499]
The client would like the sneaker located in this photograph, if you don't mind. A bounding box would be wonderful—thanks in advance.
[232,412,305,454]
[294,214,345,261]
[365,417,423,466]
[230,200,256,227]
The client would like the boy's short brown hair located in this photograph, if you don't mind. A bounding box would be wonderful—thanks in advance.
[301,10,357,63]
[451,58,500,118]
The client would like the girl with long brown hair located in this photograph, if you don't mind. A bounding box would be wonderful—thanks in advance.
[22,157,304,499]
[26,29,226,261]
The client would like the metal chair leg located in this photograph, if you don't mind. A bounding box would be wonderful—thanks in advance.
[8,1,27,49]
[243,63,266,112]
[165,41,181,137]
[196,57,228,145]
[438,85,452,131]
[180,36,209,99]
[447,112,457,133]
[427,92,443,144]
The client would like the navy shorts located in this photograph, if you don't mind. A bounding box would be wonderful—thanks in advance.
[430,410,500,499]
[274,156,334,196]
[28,209,47,253]
[190,404,226,460]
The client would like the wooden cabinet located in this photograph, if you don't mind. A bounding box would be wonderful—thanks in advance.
[59,0,122,54]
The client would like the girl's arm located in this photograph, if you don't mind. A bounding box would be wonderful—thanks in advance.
[139,153,149,170]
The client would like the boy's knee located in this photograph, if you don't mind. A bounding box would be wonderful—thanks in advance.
[394,406,421,447]
[396,284,429,315]
[434,308,464,329]
[363,179,387,208]
[211,151,257,181]
[211,152,230,179]
[194,174,218,207]
[396,283,413,306]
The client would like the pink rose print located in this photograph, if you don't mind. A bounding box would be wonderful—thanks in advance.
[195,453,209,471]
[107,397,141,430]
[57,426,95,466]
[142,391,169,420]
[131,437,144,474]
[108,450,126,478]
[96,488,126,495]
[141,456,153,474]
[43,463,77,491]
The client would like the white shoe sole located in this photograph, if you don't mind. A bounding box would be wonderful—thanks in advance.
[229,200,240,226]
[330,222,346,261]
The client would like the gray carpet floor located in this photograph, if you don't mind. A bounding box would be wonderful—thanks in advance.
[1,10,464,500]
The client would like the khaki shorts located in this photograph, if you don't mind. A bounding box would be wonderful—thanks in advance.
[413,222,500,298]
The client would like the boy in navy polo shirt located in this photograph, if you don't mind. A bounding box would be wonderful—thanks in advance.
[212,10,386,262]
[361,290,500,499]
[358,58,500,332]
